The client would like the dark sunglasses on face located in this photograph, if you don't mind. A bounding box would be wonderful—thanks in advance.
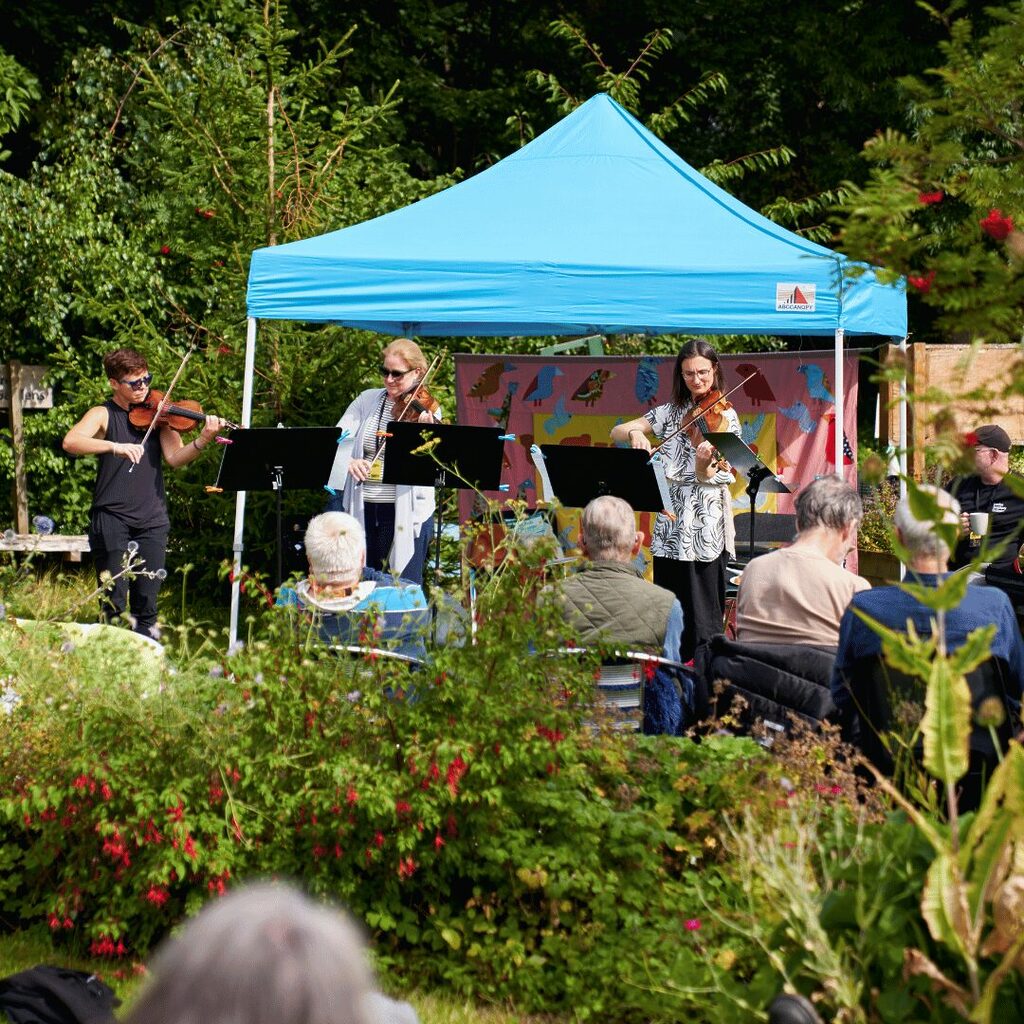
[380,366,413,380]
[120,373,153,390]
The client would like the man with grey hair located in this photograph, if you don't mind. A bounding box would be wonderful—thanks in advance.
[122,882,418,1024]
[553,495,686,733]
[831,484,1024,716]
[280,511,430,659]
[736,475,869,648]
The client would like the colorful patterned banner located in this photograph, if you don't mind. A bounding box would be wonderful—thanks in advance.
[454,349,858,523]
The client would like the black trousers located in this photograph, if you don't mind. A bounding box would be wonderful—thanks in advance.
[653,552,727,663]
[88,510,169,637]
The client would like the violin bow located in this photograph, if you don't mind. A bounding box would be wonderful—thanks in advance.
[127,343,195,474]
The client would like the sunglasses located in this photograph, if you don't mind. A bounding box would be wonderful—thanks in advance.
[380,366,414,380]
[120,373,153,390]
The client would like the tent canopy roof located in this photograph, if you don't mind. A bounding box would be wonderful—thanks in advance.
[247,94,906,338]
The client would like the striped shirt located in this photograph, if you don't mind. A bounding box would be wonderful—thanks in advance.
[361,394,396,503]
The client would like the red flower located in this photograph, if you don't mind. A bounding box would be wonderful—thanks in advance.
[346,785,359,805]
[980,208,1014,241]
[159,245,171,256]
[167,800,184,822]
[684,918,702,931]
[918,190,944,205]
[49,914,61,930]
[434,833,445,850]
[395,799,412,815]
[100,783,113,801]
[72,774,89,790]
[907,270,935,293]
[183,834,197,860]
[311,844,327,860]
[446,755,468,797]
[209,782,224,803]
[397,856,418,879]
[374,830,385,849]
[144,885,169,907]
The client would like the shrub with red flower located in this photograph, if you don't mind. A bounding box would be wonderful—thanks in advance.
[979,208,1014,241]
[907,270,936,293]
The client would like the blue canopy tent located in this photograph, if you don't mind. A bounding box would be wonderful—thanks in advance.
[233,94,907,645]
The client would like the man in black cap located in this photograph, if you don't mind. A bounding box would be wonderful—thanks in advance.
[952,423,1024,571]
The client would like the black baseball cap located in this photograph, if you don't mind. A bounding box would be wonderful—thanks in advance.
[971,424,1012,452]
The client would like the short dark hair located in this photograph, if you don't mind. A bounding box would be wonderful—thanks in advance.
[670,338,724,407]
[794,476,863,533]
[103,348,148,381]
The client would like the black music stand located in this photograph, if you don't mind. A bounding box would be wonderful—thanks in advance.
[383,422,505,581]
[537,444,667,513]
[705,431,790,560]
[215,427,343,585]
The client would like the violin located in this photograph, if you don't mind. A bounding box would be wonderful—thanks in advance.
[684,388,734,469]
[129,389,240,433]
[391,382,441,422]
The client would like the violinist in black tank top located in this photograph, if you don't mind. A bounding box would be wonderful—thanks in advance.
[62,347,226,640]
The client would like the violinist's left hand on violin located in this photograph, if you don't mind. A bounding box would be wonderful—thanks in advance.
[198,415,226,445]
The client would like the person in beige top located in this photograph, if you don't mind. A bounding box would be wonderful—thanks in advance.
[736,476,869,649]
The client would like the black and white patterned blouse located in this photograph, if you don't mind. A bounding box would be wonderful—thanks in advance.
[644,400,741,561]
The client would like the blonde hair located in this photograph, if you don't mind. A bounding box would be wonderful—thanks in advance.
[382,338,428,376]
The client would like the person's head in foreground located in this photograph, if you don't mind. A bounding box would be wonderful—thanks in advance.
[794,475,863,561]
[580,495,642,563]
[304,511,366,594]
[122,882,409,1024]
[894,484,961,570]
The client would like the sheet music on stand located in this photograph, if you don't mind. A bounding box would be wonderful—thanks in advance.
[214,426,343,585]
[704,431,790,561]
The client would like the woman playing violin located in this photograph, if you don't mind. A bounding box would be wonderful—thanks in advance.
[325,338,442,585]
[610,338,740,661]
[62,347,226,640]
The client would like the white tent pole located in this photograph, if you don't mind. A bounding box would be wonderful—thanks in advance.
[834,328,845,477]
[228,316,258,652]
[898,333,909,581]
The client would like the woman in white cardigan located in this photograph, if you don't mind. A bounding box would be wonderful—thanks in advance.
[326,338,441,584]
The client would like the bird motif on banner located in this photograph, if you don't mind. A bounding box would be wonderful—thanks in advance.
[561,433,593,446]
[517,478,535,500]
[736,364,775,406]
[572,369,613,407]
[522,365,564,405]
[635,357,661,406]
[543,395,571,435]
[469,361,516,401]
[487,381,519,431]
[823,411,855,467]
[517,433,534,453]
[779,399,816,434]
[798,364,835,404]
[740,413,766,449]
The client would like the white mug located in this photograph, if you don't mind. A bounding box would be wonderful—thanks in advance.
[969,512,990,537]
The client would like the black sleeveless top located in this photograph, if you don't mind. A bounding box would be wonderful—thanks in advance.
[91,400,169,529]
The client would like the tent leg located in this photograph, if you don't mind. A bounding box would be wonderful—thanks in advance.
[228,316,258,652]
[834,328,845,479]
[898,333,909,581]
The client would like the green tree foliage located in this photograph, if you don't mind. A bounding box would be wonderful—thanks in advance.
[837,1,1024,344]
[0,47,40,162]
[0,1,451,582]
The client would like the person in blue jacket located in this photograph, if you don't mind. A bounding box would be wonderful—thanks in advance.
[281,511,430,662]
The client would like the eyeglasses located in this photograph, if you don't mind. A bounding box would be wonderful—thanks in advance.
[380,366,414,380]
[120,373,153,390]
[682,368,714,380]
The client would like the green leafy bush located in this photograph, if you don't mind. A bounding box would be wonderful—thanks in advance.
[0,562,779,1020]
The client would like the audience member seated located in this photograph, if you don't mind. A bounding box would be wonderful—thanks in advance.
[550,495,687,734]
[832,485,1024,807]
[736,475,869,649]
[122,881,419,1024]
[694,633,837,736]
[281,512,430,662]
